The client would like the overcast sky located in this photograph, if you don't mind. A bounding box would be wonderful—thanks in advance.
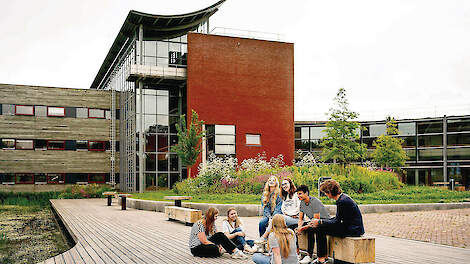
[1,0,469,121]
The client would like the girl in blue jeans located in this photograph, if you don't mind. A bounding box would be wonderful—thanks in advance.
[222,207,257,253]
[258,176,283,239]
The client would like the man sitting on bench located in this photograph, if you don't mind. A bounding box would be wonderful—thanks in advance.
[309,179,365,264]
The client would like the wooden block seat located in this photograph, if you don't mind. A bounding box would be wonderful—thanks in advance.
[298,231,375,263]
[164,206,202,226]
[102,192,117,206]
[163,196,192,207]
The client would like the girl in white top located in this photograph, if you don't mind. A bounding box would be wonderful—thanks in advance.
[222,207,257,254]
[257,178,300,242]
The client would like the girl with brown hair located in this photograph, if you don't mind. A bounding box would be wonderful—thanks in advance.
[252,214,299,264]
[189,207,248,259]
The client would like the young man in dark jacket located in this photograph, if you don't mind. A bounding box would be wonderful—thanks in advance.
[309,179,365,264]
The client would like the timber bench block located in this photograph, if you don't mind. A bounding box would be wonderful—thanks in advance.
[164,206,202,226]
[102,192,117,206]
[298,232,375,263]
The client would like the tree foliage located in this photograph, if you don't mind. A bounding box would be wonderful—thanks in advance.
[321,88,367,166]
[172,110,205,172]
[371,117,408,171]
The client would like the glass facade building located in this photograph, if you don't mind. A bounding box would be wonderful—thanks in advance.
[295,115,470,189]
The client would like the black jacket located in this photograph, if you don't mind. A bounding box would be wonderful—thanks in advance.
[323,193,364,236]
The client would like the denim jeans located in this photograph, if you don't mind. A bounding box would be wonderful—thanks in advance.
[252,253,271,264]
[258,217,270,237]
[264,215,299,235]
[230,227,254,250]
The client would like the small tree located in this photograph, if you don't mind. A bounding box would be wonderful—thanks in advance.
[172,110,205,177]
[321,88,366,167]
[371,117,408,171]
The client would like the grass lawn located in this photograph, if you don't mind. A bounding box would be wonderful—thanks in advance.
[132,186,470,205]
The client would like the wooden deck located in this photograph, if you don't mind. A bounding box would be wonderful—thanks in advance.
[40,199,470,264]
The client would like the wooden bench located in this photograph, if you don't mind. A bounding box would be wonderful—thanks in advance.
[163,196,192,207]
[164,206,202,226]
[102,192,117,206]
[298,231,375,263]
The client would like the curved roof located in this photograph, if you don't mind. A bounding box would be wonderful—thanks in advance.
[91,0,226,89]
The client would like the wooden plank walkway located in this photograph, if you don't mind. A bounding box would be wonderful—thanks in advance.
[40,199,470,264]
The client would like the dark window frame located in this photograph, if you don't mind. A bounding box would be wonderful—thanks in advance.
[15,173,34,184]
[47,106,66,117]
[2,139,16,150]
[88,173,106,184]
[47,173,65,184]
[15,105,34,116]
[88,141,106,151]
[47,140,65,150]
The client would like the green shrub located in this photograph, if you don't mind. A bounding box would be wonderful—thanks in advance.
[57,184,112,199]
[0,191,60,206]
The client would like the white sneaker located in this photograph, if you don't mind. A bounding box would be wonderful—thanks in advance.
[256,244,265,253]
[299,255,313,264]
[243,244,257,254]
[231,249,248,259]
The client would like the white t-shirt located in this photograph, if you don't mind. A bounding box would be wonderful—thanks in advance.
[281,192,300,216]
[222,220,244,233]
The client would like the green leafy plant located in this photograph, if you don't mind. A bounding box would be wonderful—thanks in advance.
[371,117,408,172]
[320,88,367,167]
[172,109,205,177]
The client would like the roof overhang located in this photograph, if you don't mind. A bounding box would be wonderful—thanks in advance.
[91,0,226,89]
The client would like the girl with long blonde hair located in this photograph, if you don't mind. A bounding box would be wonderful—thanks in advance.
[189,207,248,259]
[222,207,257,253]
[257,176,283,239]
[252,214,299,264]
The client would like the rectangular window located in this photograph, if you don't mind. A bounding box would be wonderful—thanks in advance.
[16,173,34,184]
[88,173,106,183]
[15,105,34,116]
[76,140,88,151]
[2,139,15,149]
[16,139,34,150]
[35,173,47,184]
[47,173,65,184]
[35,139,47,150]
[88,141,105,151]
[47,140,65,150]
[47,106,65,117]
[1,173,15,184]
[310,127,327,140]
[246,134,261,146]
[35,106,47,116]
[88,108,105,119]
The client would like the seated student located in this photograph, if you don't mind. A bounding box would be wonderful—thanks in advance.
[258,176,283,238]
[258,178,300,241]
[295,185,330,264]
[189,207,248,259]
[222,207,257,254]
[308,179,365,264]
[252,214,299,264]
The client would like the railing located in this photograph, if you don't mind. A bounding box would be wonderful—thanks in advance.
[209,27,285,42]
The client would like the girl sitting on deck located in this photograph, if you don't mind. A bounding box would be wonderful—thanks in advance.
[222,207,258,254]
[189,207,248,259]
[258,176,283,239]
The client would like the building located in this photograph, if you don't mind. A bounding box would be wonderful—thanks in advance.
[295,115,470,189]
[0,84,119,191]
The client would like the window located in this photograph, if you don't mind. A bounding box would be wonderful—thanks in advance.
[206,125,236,156]
[47,140,65,150]
[76,140,88,151]
[15,105,34,116]
[47,106,65,117]
[34,173,47,184]
[369,124,386,137]
[89,173,106,183]
[35,139,47,150]
[2,139,15,149]
[16,139,34,150]
[88,108,105,119]
[88,141,105,151]
[47,173,65,184]
[16,173,34,184]
[35,106,47,117]
[1,173,15,184]
[246,134,261,146]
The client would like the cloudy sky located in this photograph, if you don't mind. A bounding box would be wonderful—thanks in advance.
[1,0,469,121]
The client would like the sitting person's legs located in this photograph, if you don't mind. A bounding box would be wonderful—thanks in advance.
[209,232,237,254]
[190,244,220,258]
[230,227,246,250]
[258,217,270,237]
[252,252,271,264]
[315,224,348,259]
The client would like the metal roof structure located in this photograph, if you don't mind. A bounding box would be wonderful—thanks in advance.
[91,0,226,89]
